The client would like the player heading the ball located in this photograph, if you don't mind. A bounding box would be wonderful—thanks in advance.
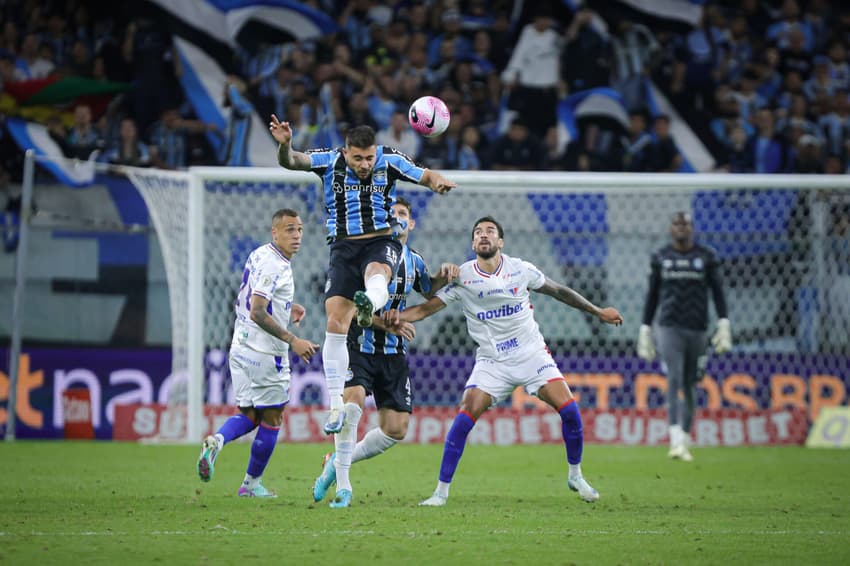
[270,115,456,436]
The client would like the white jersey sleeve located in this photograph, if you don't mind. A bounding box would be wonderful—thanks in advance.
[435,281,463,305]
[521,259,546,290]
[231,244,295,357]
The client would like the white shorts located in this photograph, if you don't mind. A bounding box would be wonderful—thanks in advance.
[467,348,564,404]
[229,344,291,409]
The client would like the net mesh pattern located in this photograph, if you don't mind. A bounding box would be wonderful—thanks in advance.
[131,170,850,413]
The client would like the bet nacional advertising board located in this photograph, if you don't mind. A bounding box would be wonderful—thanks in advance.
[1,347,845,444]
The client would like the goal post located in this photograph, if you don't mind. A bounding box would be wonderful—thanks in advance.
[126,168,850,443]
[187,171,205,444]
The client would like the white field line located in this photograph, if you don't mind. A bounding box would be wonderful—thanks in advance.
[1,529,847,537]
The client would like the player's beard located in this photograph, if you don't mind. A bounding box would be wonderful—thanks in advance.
[476,244,497,260]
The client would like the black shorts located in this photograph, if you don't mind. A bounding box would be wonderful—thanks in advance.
[346,350,412,413]
[325,235,403,301]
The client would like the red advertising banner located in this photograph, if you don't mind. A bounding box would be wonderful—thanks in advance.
[113,404,809,446]
[62,387,94,440]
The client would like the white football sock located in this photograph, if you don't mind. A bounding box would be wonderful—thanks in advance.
[334,402,364,492]
[364,274,389,312]
[352,427,398,463]
[669,424,683,448]
[568,463,582,480]
[242,474,258,488]
[323,332,349,400]
[435,480,450,498]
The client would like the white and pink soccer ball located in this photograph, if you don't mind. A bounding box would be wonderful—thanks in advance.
[408,96,451,137]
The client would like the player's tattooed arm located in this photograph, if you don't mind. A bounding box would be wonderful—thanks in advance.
[419,169,456,194]
[270,114,312,170]
[536,278,624,325]
[276,142,311,170]
[536,278,599,314]
[250,294,319,360]
[250,295,296,342]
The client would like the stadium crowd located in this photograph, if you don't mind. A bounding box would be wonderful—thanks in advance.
[0,0,850,180]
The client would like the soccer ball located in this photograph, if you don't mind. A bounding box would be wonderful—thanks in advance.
[408,96,450,137]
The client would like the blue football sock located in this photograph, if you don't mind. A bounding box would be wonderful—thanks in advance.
[438,412,476,484]
[246,423,280,478]
[559,400,583,465]
[217,413,256,444]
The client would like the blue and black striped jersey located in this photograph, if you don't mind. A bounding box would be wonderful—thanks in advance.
[348,244,431,355]
[308,146,426,240]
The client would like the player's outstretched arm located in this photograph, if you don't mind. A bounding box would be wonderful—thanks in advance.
[384,296,447,326]
[419,169,456,194]
[371,315,417,341]
[425,263,460,298]
[270,114,311,170]
[536,278,624,325]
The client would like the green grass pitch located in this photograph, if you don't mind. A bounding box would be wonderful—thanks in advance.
[1,441,849,565]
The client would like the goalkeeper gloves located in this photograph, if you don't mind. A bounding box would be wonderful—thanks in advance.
[711,318,732,354]
[637,324,656,361]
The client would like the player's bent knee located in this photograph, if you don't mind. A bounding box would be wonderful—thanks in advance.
[239,407,259,426]
[365,261,392,279]
[383,423,409,440]
[325,298,356,330]
[259,408,284,427]
[383,429,406,441]
[326,314,356,335]
[538,380,573,409]
[458,401,488,420]
[459,388,491,419]
[343,385,367,406]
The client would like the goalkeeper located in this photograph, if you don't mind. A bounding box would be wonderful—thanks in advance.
[637,211,731,462]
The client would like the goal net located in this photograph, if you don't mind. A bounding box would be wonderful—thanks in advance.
[125,168,850,442]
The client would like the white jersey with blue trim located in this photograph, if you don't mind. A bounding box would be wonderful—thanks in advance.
[436,253,547,361]
[231,243,294,358]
